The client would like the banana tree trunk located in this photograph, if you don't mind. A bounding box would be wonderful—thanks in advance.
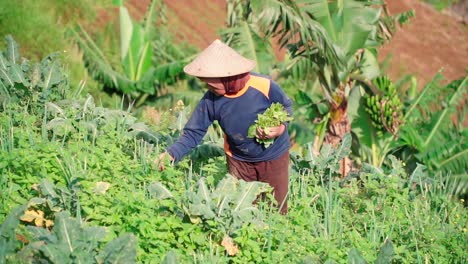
[324,91,352,177]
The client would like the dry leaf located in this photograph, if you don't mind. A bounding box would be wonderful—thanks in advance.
[21,209,45,227]
[20,210,39,222]
[143,106,162,125]
[221,235,239,256]
[34,213,44,227]
[45,219,54,228]
[16,233,29,243]
[94,181,111,194]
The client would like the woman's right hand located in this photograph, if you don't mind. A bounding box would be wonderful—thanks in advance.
[155,152,174,171]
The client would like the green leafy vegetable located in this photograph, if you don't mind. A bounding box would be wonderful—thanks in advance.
[248,102,292,148]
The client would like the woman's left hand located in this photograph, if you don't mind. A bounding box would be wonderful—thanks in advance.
[256,124,286,139]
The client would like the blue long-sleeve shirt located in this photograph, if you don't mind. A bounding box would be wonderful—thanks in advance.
[167,73,293,162]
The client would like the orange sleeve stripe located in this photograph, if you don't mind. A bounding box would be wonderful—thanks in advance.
[249,75,270,99]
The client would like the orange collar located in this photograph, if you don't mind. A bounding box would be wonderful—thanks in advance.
[224,76,254,98]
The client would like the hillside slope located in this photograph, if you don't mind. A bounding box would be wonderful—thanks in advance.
[115,0,466,86]
[378,0,467,86]
[156,0,467,87]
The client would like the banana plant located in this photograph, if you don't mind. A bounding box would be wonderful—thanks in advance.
[223,0,339,78]
[399,75,467,186]
[353,72,467,196]
[221,1,277,76]
[71,0,188,104]
[238,0,405,174]
[279,0,384,147]
[351,75,407,167]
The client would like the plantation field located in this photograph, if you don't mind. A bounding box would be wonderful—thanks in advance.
[1,0,467,263]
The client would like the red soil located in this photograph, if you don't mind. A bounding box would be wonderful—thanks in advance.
[378,0,468,87]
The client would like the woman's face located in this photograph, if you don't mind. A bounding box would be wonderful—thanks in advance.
[199,77,226,96]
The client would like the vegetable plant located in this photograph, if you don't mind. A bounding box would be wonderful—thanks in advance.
[0,35,68,114]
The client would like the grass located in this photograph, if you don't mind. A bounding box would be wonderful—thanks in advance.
[0,0,99,60]
[423,0,460,11]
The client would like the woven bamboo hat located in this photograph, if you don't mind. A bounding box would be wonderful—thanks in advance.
[183,39,256,78]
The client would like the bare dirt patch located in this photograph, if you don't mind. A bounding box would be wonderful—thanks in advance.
[378,0,468,87]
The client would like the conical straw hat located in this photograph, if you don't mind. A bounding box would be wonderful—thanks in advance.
[184,39,256,78]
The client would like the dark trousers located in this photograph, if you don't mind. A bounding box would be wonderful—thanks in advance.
[226,151,289,214]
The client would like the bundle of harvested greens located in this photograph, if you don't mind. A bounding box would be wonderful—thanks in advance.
[247,103,292,148]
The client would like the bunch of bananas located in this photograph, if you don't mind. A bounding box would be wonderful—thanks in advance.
[364,76,404,137]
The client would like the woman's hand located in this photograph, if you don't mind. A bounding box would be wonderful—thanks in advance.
[256,124,286,140]
[155,152,174,171]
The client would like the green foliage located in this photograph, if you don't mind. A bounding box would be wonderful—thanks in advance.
[230,0,413,156]
[2,98,467,262]
[222,0,277,75]
[71,0,190,103]
[288,79,328,145]
[247,103,293,147]
[0,0,106,102]
[0,205,27,264]
[287,147,466,262]
[399,75,467,182]
[348,239,395,264]
[26,178,82,218]
[0,102,177,262]
[282,0,384,97]
[375,239,395,264]
[182,175,270,235]
[1,7,466,264]
[351,72,467,177]
[423,0,460,11]
[20,211,137,263]
[291,133,352,177]
[0,0,98,61]
[0,207,137,264]
[0,36,68,113]
[71,7,154,96]
[224,0,341,82]
[191,138,224,156]
[377,8,415,42]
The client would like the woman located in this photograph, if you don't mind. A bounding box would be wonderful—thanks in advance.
[158,39,293,214]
